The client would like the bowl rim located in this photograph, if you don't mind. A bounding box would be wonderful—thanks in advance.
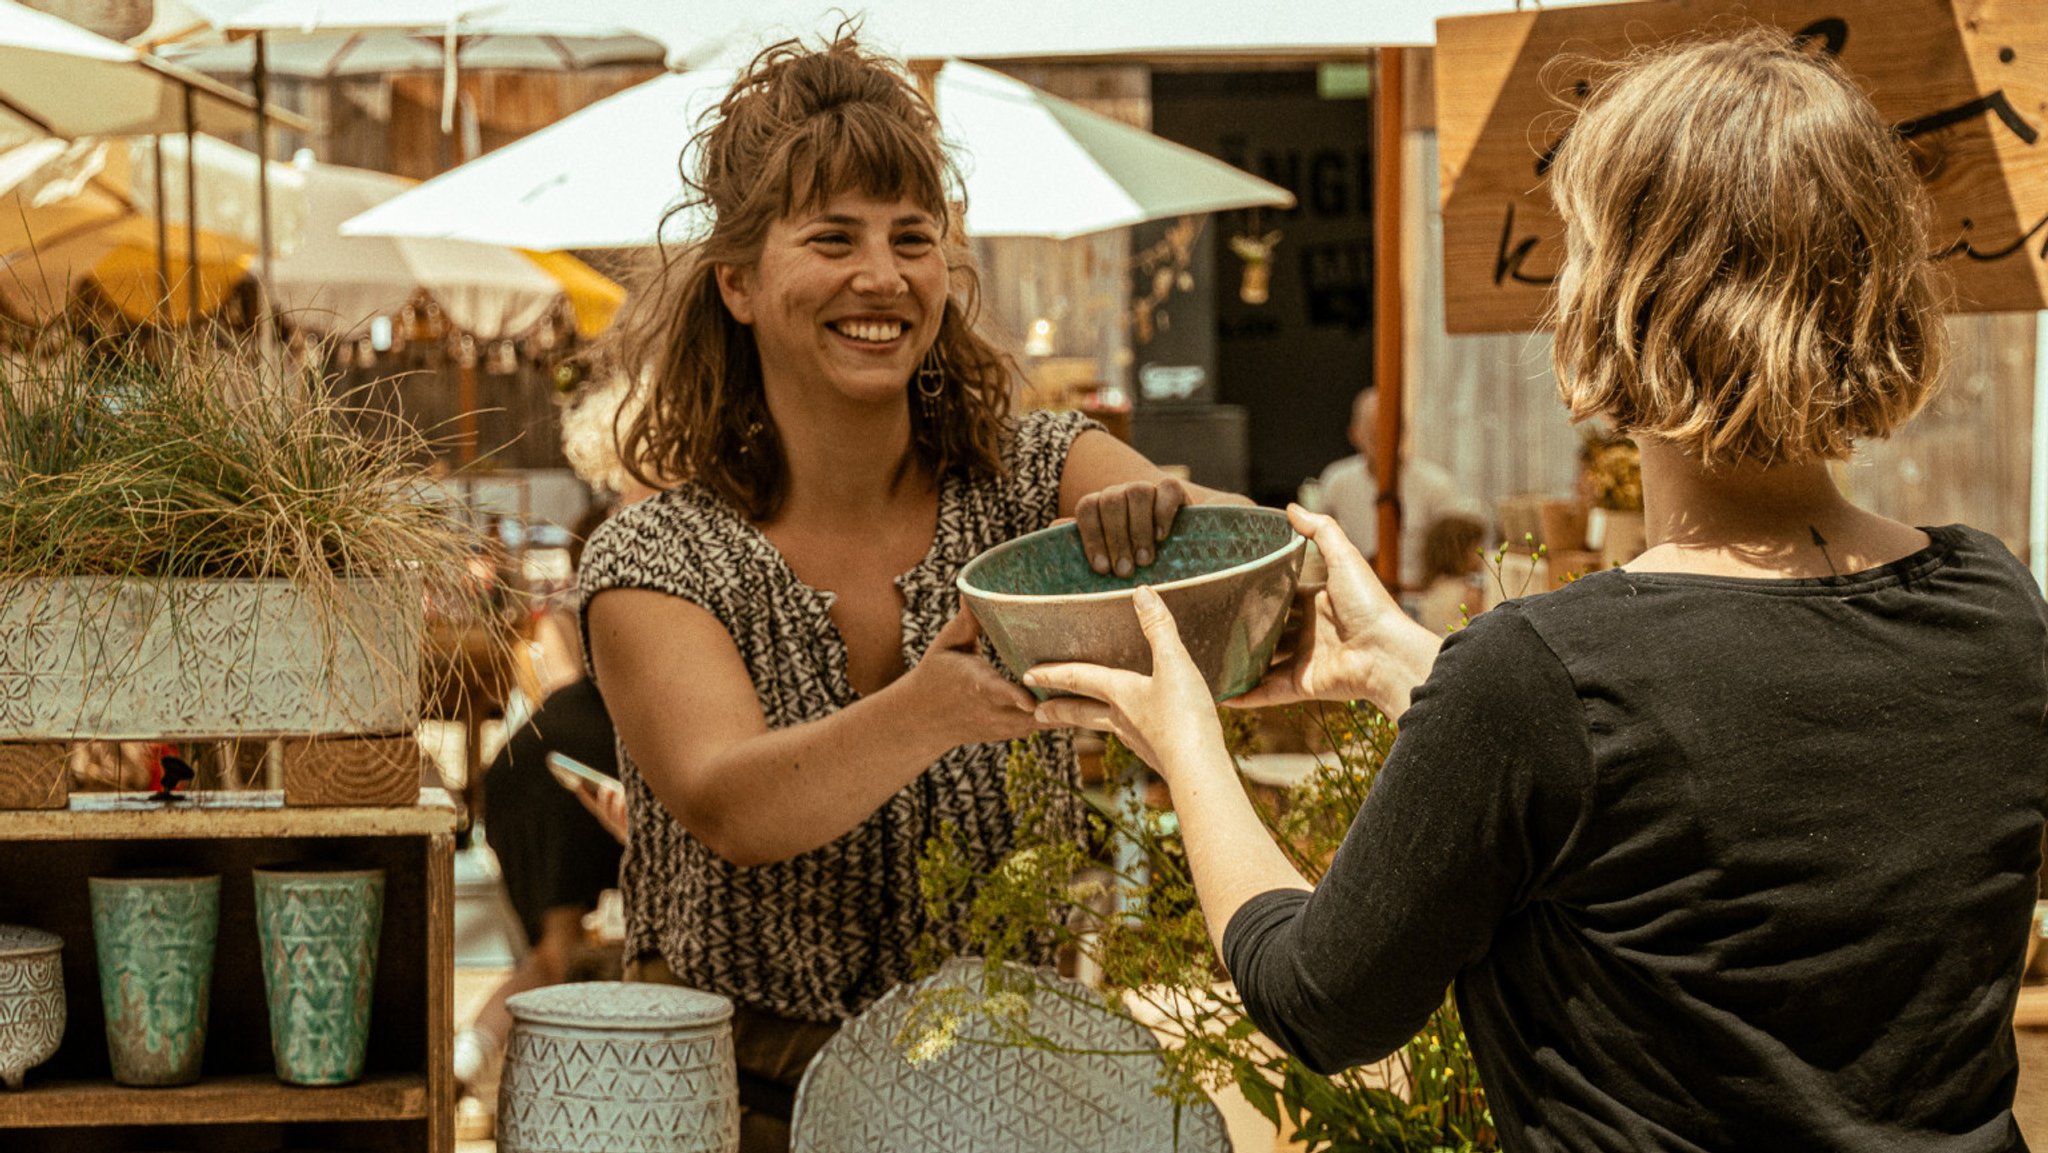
[957,505,1305,605]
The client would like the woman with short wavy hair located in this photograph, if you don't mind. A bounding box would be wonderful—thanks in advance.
[1031,32,2048,1151]
[579,30,1241,1152]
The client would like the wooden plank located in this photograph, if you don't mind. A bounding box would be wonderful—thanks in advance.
[2020,983,2048,1028]
[427,830,455,1153]
[0,1072,427,1128]
[0,789,457,841]
[283,735,426,808]
[0,743,67,810]
[1436,0,2048,332]
[1374,46,1407,590]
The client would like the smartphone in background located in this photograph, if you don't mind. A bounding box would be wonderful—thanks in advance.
[547,752,622,801]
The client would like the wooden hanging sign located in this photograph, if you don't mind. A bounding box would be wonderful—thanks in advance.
[1436,0,2048,333]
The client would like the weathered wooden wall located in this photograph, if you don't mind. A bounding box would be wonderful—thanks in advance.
[1405,46,2038,565]
[1839,312,2036,558]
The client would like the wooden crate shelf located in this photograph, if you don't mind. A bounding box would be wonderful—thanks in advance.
[0,789,457,1153]
[0,1072,429,1128]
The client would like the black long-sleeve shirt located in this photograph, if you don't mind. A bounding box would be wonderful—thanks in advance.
[1225,524,2048,1152]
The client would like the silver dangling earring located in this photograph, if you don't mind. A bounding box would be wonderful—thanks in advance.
[916,346,945,419]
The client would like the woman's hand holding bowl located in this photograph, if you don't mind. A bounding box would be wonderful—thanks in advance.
[1075,478,1188,577]
[907,603,1053,747]
[1025,586,1226,788]
[1231,506,1442,718]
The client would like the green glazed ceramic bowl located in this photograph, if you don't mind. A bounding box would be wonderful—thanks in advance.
[958,505,1305,701]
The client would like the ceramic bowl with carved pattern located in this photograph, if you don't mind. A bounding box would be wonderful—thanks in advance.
[0,925,64,1090]
[958,505,1305,701]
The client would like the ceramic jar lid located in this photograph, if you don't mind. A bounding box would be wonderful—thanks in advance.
[0,925,60,957]
[506,982,733,1031]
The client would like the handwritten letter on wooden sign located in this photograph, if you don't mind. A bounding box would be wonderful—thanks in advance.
[1436,0,2048,333]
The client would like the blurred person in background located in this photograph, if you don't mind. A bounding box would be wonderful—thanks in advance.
[1315,385,1477,592]
[1411,513,1487,635]
[451,377,653,1130]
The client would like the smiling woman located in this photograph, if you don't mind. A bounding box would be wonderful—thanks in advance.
[576,29,1244,1153]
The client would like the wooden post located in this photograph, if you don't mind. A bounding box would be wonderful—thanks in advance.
[151,135,170,305]
[253,33,276,332]
[1373,46,1406,591]
[456,353,478,467]
[182,85,201,324]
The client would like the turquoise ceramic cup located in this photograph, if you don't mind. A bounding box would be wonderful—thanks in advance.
[253,865,385,1085]
[89,871,220,1086]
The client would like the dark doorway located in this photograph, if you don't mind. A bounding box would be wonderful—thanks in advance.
[1149,68,1373,505]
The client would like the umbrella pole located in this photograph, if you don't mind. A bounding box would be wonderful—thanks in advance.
[183,86,201,324]
[1371,46,1405,592]
[253,32,275,332]
[457,354,478,467]
[152,135,170,305]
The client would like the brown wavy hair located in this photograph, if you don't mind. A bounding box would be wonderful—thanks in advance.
[1548,31,1944,466]
[611,29,1013,519]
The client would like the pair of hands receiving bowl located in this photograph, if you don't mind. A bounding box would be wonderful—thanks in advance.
[957,501,1424,772]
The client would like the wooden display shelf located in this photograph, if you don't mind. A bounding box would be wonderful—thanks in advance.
[0,790,457,1153]
[2017,984,2048,1029]
[0,788,457,840]
[0,1072,428,1128]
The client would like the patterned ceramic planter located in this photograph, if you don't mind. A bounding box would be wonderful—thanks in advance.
[791,958,1231,1152]
[499,982,738,1153]
[0,925,64,1090]
[89,872,219,1086]
[0,576,421,740]
[253,866,385,1085]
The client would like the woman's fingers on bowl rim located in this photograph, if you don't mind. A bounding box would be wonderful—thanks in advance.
[1152,477,1186,542]
[1074,499,1112,574]
[1095,491,1134,576]
[1125,486,1156,566]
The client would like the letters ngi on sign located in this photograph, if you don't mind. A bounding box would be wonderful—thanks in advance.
[1435,0,2048,333]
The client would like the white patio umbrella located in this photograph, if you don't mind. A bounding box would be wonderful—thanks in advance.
[644,0,1620,70]
[270,159,579,340]
[341,60,1294,249]
[0,0,268,141]
[160,27,664,77]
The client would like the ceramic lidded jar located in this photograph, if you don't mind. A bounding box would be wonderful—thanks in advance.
[0,925,64,1090]
[498,982,738,1153]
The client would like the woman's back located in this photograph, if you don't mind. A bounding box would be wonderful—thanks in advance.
[1225,525,2047,1150]
[1468,524,2047,1149]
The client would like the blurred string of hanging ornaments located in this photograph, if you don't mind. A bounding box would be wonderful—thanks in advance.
[1128,215,1204,346]
[286,294,585,382]
[1229,208,1284,305]
[283,292,593,472]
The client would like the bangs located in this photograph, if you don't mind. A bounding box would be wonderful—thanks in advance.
[778,104,952,222]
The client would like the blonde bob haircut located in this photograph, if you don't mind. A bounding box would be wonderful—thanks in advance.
[1548,32,1944,466]
[612,29,1013,519]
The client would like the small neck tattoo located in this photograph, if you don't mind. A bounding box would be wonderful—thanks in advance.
[1809,525,1839,577]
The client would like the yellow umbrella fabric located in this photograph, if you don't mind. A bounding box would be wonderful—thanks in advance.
[520,248,624,339]
[0,213,251,324]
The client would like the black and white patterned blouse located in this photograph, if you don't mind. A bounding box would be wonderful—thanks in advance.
[578,410,1097,1022]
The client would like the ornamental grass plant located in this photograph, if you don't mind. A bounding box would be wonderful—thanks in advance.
[0,318,502,746]
[0,326,472,589]
[913,703,1495,1153]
